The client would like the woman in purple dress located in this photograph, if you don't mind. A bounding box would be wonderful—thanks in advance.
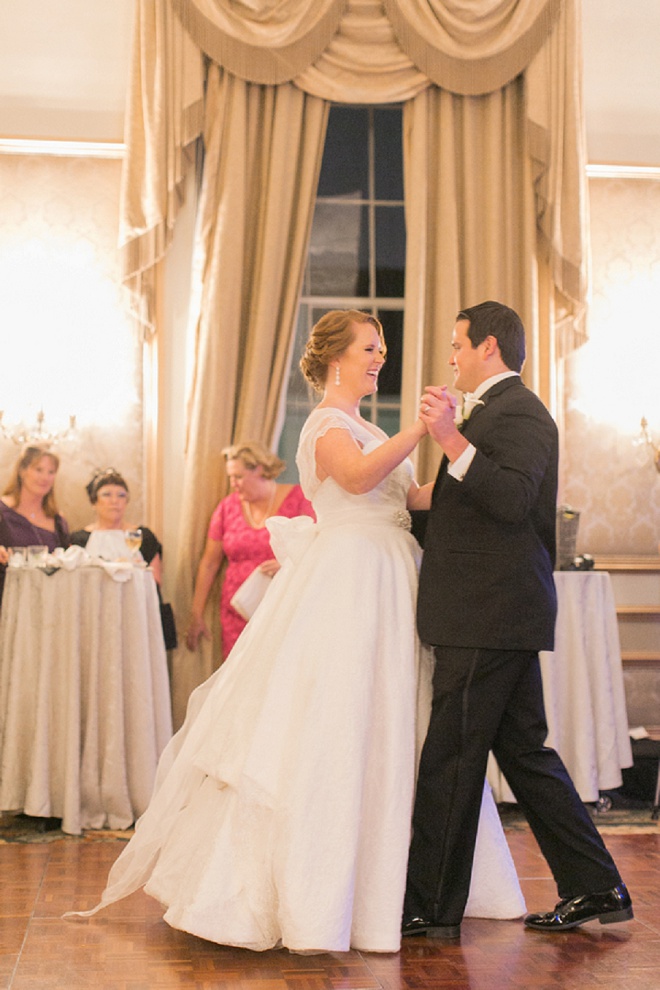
[0,444,70,602]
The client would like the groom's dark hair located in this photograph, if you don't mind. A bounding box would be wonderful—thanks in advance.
[457,300,526,373]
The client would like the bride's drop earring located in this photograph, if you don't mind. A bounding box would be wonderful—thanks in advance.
[335,364,341,386]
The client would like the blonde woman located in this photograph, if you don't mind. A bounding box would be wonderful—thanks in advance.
[185,442,314,659]
[0,445,69,603]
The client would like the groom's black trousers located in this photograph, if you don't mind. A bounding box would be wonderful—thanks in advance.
[404,646,622,925]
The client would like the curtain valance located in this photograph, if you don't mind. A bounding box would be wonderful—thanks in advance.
[170,0,347,84]
[383,0,561,96]
[170,0,560,95]
[121,0,584,333]
[293,0,430,104]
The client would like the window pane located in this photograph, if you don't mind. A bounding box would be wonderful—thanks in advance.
[374,107,404,200]
[286,305,313,400]
[376,309,403,397]
[375,205,405,297]
[280,105,406,465]
[369,405,401,436]
[317,106,368,197]
[277,305,316,482]
[308,202,369,297]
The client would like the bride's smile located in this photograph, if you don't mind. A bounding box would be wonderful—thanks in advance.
[332,322,386,403]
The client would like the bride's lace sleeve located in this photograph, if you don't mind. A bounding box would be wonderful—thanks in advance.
[295,411,354,499]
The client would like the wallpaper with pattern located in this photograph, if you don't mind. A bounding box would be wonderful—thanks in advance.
[0,155,144,534]
[562,177,660,557]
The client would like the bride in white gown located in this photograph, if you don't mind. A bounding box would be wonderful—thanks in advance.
[69,310,524,952]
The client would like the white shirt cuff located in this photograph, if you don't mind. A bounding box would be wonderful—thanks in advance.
[447,443,476,481]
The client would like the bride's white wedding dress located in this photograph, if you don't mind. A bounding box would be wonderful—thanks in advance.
[71,408,524,952]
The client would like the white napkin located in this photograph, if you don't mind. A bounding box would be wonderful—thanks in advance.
[88,558,135,582]
[51,545,91,570]
[50,545,134,581]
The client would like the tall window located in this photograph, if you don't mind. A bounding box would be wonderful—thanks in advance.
[278,105,405,478]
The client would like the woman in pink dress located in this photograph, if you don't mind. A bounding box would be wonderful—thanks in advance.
[185,441,314,659]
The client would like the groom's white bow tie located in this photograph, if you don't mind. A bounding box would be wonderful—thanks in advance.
[460,393,485,422]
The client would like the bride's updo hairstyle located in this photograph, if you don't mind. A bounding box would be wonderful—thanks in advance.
[300,309,386,392]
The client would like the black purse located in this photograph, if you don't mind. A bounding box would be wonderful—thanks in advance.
[159,601,178,650]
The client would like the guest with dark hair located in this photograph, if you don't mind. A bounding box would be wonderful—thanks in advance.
[69,469,176,649]
[0,444,69,603]
[69,468,163,583]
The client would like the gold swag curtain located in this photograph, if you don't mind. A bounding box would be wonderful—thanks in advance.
[169,70,327,720]
[119,0,204,334]
[120,1,586,336]
[119,0,589,721]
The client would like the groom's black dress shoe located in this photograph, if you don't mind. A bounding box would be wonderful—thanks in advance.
[524,883,633,932]
[402,917,461,939]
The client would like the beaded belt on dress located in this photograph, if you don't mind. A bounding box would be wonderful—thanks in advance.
[316,508,412,531]
[392,509,412,530]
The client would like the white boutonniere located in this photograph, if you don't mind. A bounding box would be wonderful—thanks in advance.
[457,394,485,424]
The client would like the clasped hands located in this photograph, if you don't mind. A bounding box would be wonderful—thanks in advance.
[419,385,458,436]
[418,386,470,466]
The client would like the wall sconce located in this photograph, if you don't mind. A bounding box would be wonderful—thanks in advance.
[0,409,77,447]
[636,417,660,472]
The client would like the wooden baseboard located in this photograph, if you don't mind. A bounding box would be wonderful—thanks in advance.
[621,651,660,664]
[617,605,660,616]
[595,555,660,571]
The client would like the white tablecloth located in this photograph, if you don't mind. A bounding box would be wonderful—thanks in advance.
[488,570,633,804]
[0,565,173,834]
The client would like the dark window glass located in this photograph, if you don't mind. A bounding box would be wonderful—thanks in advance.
[307,203,369,297]
[374,108,404,200]
[278,105,406,473]
[277,305,317,478]
[375,205,405,297]
[376,309,403,397]
[286,305,313,400]
[317,106,369,197]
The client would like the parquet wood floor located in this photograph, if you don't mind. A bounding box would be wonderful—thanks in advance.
[1,824,658,989]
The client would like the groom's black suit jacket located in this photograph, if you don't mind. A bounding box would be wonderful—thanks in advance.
[406,378,623,921]
[416,376,558,652]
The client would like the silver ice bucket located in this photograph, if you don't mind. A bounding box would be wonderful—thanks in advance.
[556,505,580,570]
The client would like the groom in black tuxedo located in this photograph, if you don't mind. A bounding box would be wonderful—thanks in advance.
[403,301,632,937]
